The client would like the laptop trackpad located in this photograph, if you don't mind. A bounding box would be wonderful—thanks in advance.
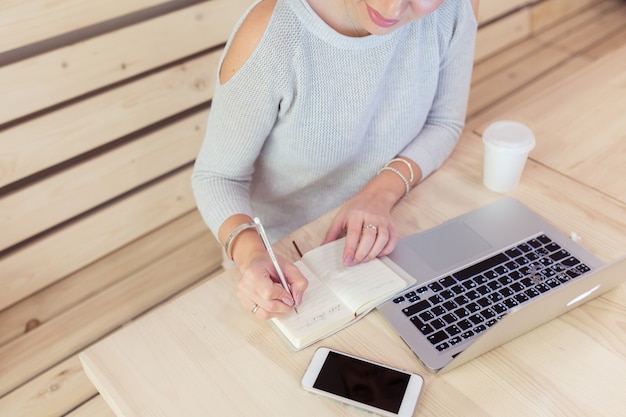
[409,220,492,272]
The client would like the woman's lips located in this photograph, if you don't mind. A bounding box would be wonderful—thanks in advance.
[366,4,400,28]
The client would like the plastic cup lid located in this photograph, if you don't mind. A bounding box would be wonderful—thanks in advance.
[482,121,536,153]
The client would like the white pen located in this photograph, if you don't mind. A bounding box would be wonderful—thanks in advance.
[253,217,299,314]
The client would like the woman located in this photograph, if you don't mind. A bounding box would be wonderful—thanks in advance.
[192,0,478,319]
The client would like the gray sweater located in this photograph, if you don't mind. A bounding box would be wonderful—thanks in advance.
[192,0,477,242]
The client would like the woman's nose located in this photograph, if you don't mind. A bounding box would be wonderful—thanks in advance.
[380,0,407,19]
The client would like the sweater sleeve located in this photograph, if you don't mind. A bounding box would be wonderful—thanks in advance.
[399,0,477,180]
[190,40,284,239]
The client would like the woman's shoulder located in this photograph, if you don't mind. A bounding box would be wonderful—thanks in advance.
[220,0,278,84]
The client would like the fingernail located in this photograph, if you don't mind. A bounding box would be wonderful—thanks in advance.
[344,255,354,266]
[295,292,303,306]
[282,296,295,306]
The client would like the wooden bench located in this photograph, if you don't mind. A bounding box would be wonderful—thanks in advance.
[0,0,617,416]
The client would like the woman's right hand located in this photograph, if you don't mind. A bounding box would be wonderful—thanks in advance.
[236,251,308,320]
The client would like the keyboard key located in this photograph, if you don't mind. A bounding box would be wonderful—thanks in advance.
[476,297,491,308]
[442,313,457,324]
[466,302,481,312]
[402,300,430,317]
[466,289,480,300]
[505,247,523,258]
[468,314,484,325]
[428,294,444,305]
[431,305,446,316]
[430,318,446,330]
[474,324,487,333]
[449,336,463,346]
[435,342,449,352]
[440,290,455,300]
[562,257,581,267]
[481,309,496,319]
[439,276,457,288]
[503,298,518,309]
[458,319,473,330]
[454,295,470,305]
[492,303,508,315]
[452,253,509,281]
[418,311,435,322]
[427,331,448,345]
[537,234,552,245]
[445,325,461,336]
[461,330,475,339]
[411,316,433,335]
[442,301,457,311]
[450,285,465,295]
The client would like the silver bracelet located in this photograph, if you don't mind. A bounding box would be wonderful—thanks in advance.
[224,222,256,261]
[378,166,410,197]
[387,158,414,183]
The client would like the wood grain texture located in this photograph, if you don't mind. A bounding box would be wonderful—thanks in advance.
[0,0,171,53]
[79,140,626,414]
[0,0,250,124]
[0,52,219,189]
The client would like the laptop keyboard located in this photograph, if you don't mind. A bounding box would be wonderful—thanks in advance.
[393,234,591,353]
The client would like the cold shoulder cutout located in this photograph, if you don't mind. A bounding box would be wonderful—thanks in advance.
[219,0,277,84]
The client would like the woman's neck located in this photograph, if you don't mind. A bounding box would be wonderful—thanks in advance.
[306,0,370,37]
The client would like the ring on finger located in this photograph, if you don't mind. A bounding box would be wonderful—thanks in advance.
[362,224,378,233]
[251,303,260,314]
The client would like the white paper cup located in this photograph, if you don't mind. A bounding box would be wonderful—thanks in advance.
[482,121,536,193]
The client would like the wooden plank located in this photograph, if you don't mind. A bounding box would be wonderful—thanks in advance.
[0,233,222,397]
[0,268,224,417]
[0,109,210,252]
[0,210,210,347]
[471,37,546,85]
[466,55,591,132]
[534,0,618,42]
[540,1,626,54]
[0,51,219,189]
[468,43,570,117]
[0,0,171,53]
[475,8,531,62]
[65,396,116,417]
[477,0,529,24]
[0,168,196,312]
[583,25,626,60]
[0,0,252,125]
[532,0,600,33]
[0,356,96,417]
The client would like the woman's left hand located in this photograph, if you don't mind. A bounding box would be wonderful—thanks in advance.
[323,190,399,265]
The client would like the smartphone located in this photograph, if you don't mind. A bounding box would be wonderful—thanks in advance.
[301,347,424,417]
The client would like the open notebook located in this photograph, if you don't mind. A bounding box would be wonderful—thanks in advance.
[270,238,415,350]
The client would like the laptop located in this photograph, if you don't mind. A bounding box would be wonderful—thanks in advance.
[377,197,625,373]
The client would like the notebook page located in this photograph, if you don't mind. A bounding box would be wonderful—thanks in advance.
[271,261,352,346]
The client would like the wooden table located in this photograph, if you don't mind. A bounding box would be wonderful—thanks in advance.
[475,44,626,205]
[79,125,626,416]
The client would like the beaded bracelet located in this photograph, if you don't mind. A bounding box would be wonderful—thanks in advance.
[378,166,411,197]
[387,157,414,183]
[224,222,256,261]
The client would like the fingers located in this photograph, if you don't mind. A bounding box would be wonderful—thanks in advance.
[343,219,396,265]
[237,256,308,319]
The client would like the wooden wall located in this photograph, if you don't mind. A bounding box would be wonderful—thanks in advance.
[476,0,598,61]
[0,0,612,415]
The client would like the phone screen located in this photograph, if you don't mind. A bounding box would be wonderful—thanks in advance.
[312,351,411,414]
